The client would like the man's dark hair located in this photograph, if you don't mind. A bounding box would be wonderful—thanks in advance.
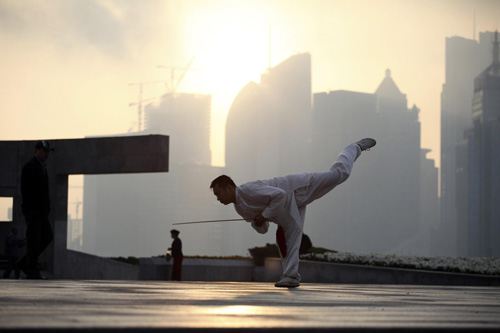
[210,175,236,189]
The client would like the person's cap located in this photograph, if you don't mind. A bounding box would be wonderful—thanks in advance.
[170,229,180,235]
[35,140,55,151]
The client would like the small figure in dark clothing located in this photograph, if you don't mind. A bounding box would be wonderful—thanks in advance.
[169,229,183,281]
[2,227,26,279]
[17,140,55,279]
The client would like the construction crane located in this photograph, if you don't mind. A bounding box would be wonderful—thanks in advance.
[157,57,196,95]
[129,58,196,132]
[128,80,168,132]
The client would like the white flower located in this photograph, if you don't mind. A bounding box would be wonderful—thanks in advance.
[301,251,500,275]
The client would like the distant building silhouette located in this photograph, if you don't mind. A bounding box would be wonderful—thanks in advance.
[225,57,438,255]
[420,149,439,235]
[456,31,500,257]
[82,164,231,257]
[225,53,312,183]
[310,70,438,255]
[145,93,212,166]
[81,93,235,257]
[224,53,313,252]
[440,32,495,255]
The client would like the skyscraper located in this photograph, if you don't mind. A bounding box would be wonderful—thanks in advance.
[456,31,500,257]
[224,53,312,253]
[309,70,437,255]
[440,32,495,255]
[146,93,212,166]
[81,92,234,257]
[225,53,312,183]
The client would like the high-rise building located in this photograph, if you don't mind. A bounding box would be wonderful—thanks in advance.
[440,32,495,255]
[80,92,238,257]
[224,53,313,253]
[420,149,439,233]
[81,164,233,257]
[225,62,438,255]
[145,92,212,166]
[225,53,312,183]
[309,70,438,255]
[456,31,500,257]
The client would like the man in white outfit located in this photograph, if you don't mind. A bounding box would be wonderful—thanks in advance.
[210,138,376,288]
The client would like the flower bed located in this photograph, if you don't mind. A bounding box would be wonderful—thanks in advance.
[301,251,500,276]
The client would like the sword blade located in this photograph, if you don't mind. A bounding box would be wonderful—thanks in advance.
[172,218,245,225]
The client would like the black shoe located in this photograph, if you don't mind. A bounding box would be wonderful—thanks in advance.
[274,276,300,288]
[355,138,376,151]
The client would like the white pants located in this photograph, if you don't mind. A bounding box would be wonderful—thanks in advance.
[280,143,361,279]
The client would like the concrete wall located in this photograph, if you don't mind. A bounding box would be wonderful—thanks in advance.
[265,258,500,286]
[63,250,139,280]
[139,257,255,281]
[0,135,169,278]
[137,257,500,286]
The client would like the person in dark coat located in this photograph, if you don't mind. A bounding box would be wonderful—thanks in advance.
[2,227,26,279]
[169,229,183,281]
[17,140,54,279]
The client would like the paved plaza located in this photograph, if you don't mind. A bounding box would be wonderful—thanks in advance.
[1,280,500,332]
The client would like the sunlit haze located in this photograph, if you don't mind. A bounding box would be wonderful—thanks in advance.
[1,0,499,167]
[2,0,500,262]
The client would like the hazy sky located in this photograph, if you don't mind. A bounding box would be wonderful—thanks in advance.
[1,0,499,167]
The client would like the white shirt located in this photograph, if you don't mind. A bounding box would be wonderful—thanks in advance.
[233,174,312,234]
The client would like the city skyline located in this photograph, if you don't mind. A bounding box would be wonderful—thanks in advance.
[75,52,438,258]
[1,0,500,168]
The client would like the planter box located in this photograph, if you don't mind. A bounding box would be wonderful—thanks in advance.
[264,258,500,286]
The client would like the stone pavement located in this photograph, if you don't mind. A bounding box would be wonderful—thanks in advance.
[1,280,500,332]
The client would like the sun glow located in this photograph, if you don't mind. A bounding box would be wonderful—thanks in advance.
[184,3,271,95]
[208,305,261,316]
[182,2,282,166]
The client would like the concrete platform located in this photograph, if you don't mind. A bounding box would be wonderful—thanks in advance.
[1,280,500,332]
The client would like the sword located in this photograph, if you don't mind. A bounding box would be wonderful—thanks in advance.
[172,218,245,225]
